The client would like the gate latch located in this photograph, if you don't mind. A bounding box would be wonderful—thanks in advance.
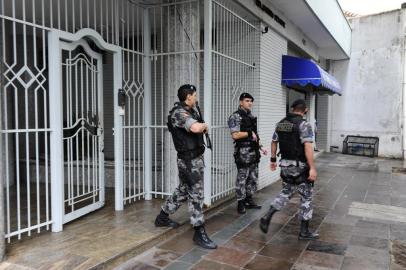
[118,88,126,116]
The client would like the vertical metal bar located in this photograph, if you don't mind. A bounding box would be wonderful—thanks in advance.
[91,62,96,203]
[131,6,136,200]
[43,38,50,232]
[0,0,7,246]
[105,0,108,43]
[79,0,82,29]
[160,5,164,197]
[153,8,158,198]
[188,2,192,80]
[143,7,152,200]
[86,65,90,193]
[97,57,104,204]
[203,0,212,206]
[99,0,102,36]
[122,54,127,203]
[215,4,219,198]
[49,31,64,232]
[75,56,79,199]
[114,44,123,210]
[2,2,11,241]
[72,0,75,32]
[81,60,85,195]
[35,72,41,234]
[166,4,170,196]
[57,0,61,29]
[66,53,71,211]
[86,0,89,28]
[111,0,114,44]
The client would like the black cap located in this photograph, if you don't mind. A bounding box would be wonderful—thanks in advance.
[239,92,254,101]
[178,84,197,92]
[290,99,307,108]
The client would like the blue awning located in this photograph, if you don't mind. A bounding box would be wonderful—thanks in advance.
[281,55,342,95]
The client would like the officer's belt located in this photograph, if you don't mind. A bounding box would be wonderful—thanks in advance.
[235,141,256,147]
[177,146,205,160]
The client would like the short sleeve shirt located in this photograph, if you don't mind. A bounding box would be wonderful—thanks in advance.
[228,112,241,134]
[171,105,198,132]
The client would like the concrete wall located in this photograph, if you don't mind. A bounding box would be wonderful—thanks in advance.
[330,9,405,158]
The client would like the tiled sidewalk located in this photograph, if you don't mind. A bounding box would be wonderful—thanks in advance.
[115,153,406,270]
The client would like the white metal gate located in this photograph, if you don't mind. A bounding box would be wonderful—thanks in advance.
[209,0,260,202]
[60,39,105,224]
[147,1,203,199]
[0,0,261,241]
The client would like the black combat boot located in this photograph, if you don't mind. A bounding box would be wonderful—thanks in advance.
[154,210,180,228]
[298,220,319,240]
[193,224,217,249]
[245,195,262,209]
[259,206,278,233]
[237,200,246,214]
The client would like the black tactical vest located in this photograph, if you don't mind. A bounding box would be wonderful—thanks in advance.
[234,108,258,146]
[167,102,205,160]
[276,113,306,163]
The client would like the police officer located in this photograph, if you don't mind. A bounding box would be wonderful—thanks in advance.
[154,84,217,250]
[259,99,319,240]
[228,93,266,214]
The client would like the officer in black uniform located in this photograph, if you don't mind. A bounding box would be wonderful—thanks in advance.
[259,99,319,240]
[228,93,266,214]
[154,84,217,249]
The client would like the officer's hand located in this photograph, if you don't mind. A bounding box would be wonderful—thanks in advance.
[203,123,209,133]
[260,148,268,156]
[252,132,258,142]
[308,168,317,181]
[270,162,277,171]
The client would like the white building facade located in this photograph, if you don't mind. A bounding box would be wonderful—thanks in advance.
[0,0,350,253]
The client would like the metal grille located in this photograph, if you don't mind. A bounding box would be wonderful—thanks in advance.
[61,39,104,223]
[0,0,261,241]
[120,2,145,204]
[0,0,141,241]
[1,1,52,241]
[210,0,260,201]
[148,1,203,198]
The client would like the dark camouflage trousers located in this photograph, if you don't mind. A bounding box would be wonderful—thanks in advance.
[235,163,259,201]
[162,155,205,227]
[271,180,313,221]
[234,146,259,201]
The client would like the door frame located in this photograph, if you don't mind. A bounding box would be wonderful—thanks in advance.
[60,39,104,224]
[48,28,124,233]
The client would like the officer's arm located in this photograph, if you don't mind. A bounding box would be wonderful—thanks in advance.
[190,122,208,134]
[231,131,251,140]
[304,142,317,181]
[304,142,315,168]
[271,141,278,158]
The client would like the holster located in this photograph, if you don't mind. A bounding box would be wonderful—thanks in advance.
[281,165,309,185]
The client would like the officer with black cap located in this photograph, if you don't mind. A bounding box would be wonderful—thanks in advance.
[259,99,319,240]
[228,92,267,214]
[154,84,217,249]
